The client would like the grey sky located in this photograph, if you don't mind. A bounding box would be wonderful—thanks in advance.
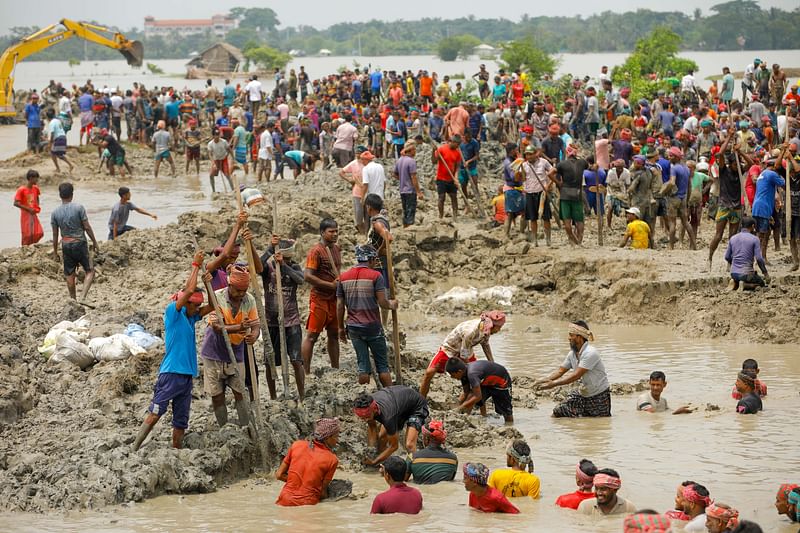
[1,0,797,34]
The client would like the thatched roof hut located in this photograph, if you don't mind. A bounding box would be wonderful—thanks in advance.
[186,42,245,73]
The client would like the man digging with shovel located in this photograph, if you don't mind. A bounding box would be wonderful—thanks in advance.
[132,249,214,451]
[200,264,260,427]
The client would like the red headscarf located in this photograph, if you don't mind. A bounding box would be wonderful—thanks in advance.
[422,420,447,443]
[171,290,204,304]
[227,264,250,290]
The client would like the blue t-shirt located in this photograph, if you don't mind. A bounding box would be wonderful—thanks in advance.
[284,150,304,164]
[215,116,230,128]
[751,169,786,218]
[352,79,362,101]
[164,100,181,120]
[223,85,236,106]
[460,139,480,170]
[78,93,94,112]
[370,71,383,91]
[159,301,201,377]
[670,163,691,199]
[658,111,675,132]
[24,104,42,128]
[657,158,671,183]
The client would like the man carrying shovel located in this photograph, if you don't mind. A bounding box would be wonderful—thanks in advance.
[200,264,260,427]
[133,249,214,451]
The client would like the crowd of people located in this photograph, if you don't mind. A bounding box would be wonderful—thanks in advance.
[11,59,800,531]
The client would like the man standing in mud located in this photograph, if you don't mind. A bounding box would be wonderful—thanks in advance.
[302,218,342,373]
[201,265,259,427]
[51,182,100,302]
[133,250,213,451]
[535,321,611,418]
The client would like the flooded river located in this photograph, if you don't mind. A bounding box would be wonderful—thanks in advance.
[1,317,797,532]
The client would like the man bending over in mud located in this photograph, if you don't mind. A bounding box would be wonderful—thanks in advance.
[419,311,505,397]
[353,385,429,466]
[133,250,213,450]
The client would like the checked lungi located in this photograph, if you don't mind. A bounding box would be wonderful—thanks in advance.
[552,388,611,418]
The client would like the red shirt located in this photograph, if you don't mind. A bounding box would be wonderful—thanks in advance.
[469,487,520,513]
[555,490,596,510]
[370,483,423,514]
[14,185,41,213]
[435,144,462,182]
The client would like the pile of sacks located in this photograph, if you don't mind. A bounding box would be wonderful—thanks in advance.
[37,317,162,369]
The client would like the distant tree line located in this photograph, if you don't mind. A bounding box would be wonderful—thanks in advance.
[1,1,798,63]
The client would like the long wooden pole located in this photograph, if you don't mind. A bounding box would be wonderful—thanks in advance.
[595,180,604,246]
[232,175,279,402]
[385,239,402,385]
[271,200,292,397]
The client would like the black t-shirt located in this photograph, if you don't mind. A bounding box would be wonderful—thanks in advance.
[541,136,565,162]
[736,392,762,414]
[557,158,589,201]
[104,135,122,157]
[461,360,511,391]
[374,385,428,435]
[718,165,742,209]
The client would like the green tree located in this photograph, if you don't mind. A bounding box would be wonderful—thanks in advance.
[498,37,557,79]
[244,45,291,71]
[229,7,280,33]
[436,34,480,61]
[612,27,698,81]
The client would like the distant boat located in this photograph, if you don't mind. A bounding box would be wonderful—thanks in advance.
[289,49,306,57]
[318,48,332,57]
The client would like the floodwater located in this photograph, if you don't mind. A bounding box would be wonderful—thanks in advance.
[2,317,797,532]
[8,50,800,96]
[0,124,228,249]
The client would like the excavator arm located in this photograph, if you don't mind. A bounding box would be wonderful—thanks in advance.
[0,18,143,118]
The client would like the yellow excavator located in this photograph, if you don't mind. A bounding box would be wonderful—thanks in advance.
[0,19,143,120]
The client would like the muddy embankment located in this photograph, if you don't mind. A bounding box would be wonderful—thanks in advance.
[1,140,798,512]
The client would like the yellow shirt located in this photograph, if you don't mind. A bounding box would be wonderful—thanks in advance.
[625,219,650,249]
[487,469,541,499]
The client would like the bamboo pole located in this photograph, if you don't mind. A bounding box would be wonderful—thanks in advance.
[271,200,292,397]
[232,175,279,401]
[385,239,402,385]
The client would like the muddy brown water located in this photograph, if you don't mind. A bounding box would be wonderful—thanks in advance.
[1,317,797,532]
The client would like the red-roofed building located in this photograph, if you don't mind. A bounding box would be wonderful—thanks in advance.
[144,15,237,38]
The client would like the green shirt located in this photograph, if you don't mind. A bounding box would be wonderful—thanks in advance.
[406,445,458,484]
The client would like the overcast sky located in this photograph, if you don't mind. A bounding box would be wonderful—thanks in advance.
[1,0,797,34]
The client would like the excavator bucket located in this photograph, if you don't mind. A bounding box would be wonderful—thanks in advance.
[120,40,143,67]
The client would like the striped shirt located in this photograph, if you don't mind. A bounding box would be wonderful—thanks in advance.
[407,445,458,484]
[336,265,385,335]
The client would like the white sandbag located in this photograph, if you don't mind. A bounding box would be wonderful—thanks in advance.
[50,333,95,369]
[38,316,92,358]
[435,285,516,306]
[89,334,147,362]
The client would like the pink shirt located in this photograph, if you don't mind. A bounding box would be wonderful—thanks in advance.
[595,139,610,170]
[342,159,365,197]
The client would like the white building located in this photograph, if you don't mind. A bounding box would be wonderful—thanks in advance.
[143,15,238,38]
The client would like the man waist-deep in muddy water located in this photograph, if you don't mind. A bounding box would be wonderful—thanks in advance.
[276,417,340,506]
[133,249,213,451]
[535,320,611,417]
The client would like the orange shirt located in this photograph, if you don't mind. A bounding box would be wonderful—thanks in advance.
[420,77,433,97]
[14,185,41,213]
[276,440,338,507]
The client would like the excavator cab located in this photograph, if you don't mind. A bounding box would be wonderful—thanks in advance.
[121,40,144,67]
